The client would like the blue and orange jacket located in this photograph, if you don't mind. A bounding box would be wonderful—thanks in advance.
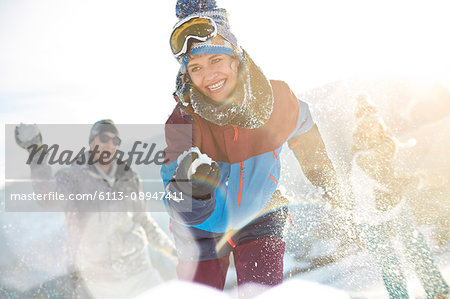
[161,80,314,260]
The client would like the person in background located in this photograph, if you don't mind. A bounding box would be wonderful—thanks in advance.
[15,120,177,299]
[349,93,449,299]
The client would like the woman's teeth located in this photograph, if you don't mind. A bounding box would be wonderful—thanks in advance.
[208,80,225,91]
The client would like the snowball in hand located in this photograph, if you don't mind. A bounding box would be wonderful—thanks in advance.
[16,123,40,143]
[175,147,220,199]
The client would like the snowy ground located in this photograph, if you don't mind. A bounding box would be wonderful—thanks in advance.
[280,203,450,299]
[131,237,450,299]
[1,194,449,298]
[283,238,450,299]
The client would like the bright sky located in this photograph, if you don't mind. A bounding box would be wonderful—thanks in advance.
[1,0,450,186]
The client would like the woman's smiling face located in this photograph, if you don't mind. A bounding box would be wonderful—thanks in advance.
[187,53,239,103]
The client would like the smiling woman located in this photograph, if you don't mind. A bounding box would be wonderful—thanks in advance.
[161,0,347,296]
[1,0,450,297]
[187,54,239,103]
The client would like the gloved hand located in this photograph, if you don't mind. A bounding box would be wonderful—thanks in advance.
[173,147,220,200]
[15,123,42,151]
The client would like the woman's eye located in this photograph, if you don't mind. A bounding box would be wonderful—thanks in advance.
[190,67,200,72]
[211,58,221,64]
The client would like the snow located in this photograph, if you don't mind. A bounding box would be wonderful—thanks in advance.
[1,188,449,298]
[176,147,214,179]
[255,279,350,299]
[0,0,449,298]
[15,124,40,144]
[134,281,229,299]
[134,279,350,299]
[2,77,450,298]
[290,245,450,299]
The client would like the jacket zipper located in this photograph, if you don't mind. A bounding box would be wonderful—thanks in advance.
[232,125,239,141]
[231,125,244,206]
[237,162,244,206]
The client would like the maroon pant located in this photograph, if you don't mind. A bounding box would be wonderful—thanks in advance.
[177,238,285,292]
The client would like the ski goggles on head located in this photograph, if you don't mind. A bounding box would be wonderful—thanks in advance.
[170,16,218,58]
